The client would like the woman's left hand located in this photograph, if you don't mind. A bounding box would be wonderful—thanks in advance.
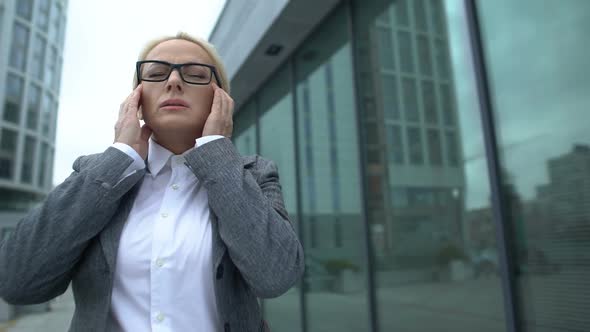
[202,82,234,138]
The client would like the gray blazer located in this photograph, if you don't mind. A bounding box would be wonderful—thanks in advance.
[0,138,304,332]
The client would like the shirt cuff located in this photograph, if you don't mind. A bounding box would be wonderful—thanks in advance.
[195,135,225,148]
[111,143,145,179]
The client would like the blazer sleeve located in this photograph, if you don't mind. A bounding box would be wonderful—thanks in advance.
[184,137,305,298]
[0,147,144,305]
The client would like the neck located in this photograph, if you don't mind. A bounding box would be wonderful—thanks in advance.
[152,131,200,155]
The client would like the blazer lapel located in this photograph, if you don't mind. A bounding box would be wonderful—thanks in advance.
[100,178,144,272]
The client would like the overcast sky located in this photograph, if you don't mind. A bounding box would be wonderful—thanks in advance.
[53,0,226,185]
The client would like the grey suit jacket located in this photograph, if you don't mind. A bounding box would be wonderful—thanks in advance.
[0,138,304,332]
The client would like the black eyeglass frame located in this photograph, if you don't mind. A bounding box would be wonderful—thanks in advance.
[136,60,223,89]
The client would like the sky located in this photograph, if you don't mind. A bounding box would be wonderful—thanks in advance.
[53,0,226,185]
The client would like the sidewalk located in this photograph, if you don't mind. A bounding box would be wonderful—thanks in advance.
[4,287,74,332]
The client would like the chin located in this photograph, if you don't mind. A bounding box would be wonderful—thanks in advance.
[151,117,202,134]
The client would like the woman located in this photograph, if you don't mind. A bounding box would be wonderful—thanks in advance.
[0,32,304,332]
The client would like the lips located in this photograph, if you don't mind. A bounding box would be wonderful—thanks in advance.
[159,99,189,109]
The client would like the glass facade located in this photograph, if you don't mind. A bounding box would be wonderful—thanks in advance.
[36,0,51,30]
[230,0,589,331]
[257,66,302,332]
[0,129,18,179]
[295,6,369,331]
[354,0,506,330]
[3,73,24,124]
[478,0,590,330]
[31,34,46,81]
[21,136,36,184]
[0,0,68,223]
[16,0,33,21]
[9,22,29,72]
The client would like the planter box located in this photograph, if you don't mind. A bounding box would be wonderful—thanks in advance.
[437,260,474,282]
[334,269,362,293]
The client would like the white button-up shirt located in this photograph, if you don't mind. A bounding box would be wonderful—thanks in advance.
[106,136,223,332]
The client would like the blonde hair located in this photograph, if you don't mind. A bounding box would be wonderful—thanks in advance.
[133,32,230,94]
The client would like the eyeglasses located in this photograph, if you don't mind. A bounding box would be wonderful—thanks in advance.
[136,60,223,88]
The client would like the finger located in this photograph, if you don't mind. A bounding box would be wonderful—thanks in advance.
[212,86,222,115]
[119,92,133,119]
[128,84,142,113]
[219,88,226,117]
[220,90,233,117]
[119,86,140,119]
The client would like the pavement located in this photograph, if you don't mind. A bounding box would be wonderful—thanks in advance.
[0,270,587,332]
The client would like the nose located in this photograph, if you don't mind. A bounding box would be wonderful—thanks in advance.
[165,68,184,92]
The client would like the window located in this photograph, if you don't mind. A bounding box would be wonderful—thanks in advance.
[9,22,29,71]
[402,78,419,122]
[41,92,52,137]
[0,129,18,179]
[36,0,50,29]
[44,47,57,87]
[422,80,438,124]
[31,34,46,80]
[445,130,458,166]
[377,27,395,70]
[398,31,414,73]
[354,1,504,331]
[232,100,257,156]
[386,124,404,163]
[395,0,409,27]
[417,35,433,76]
[440,83,454,125]
[427,129,443,166]
[54,58,63,90]
[257,66,301,332]
[37,143,49,187]
[295,5,368,330]
[3,74,24,124]
[49,2,62,42]
[479,1,590,329]
[414,0,428,32]
[21,136,36,184]
[407,127,424,164]
[26,84,41,130]
[381,75,399,120]
[434,39,450,79]
[16,0,33,20]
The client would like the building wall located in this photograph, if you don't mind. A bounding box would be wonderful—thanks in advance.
[0,0,68,321]
[0,0,67,211]
[216,0,590,331]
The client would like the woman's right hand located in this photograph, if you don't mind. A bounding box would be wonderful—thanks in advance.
[114,84,152,160]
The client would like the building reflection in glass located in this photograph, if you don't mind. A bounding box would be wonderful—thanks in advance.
[354,0,506,330]
[479,0,590,329]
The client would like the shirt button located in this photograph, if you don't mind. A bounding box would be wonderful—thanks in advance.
[156,312,165,322]
[171,184,179,190]
[161,212,168,218]
[156,258,164,268]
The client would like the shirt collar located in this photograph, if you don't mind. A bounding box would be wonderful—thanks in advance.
[146,138,175,177]
[147,138,197,177]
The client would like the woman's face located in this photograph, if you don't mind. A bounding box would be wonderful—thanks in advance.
[140,39,215,137]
